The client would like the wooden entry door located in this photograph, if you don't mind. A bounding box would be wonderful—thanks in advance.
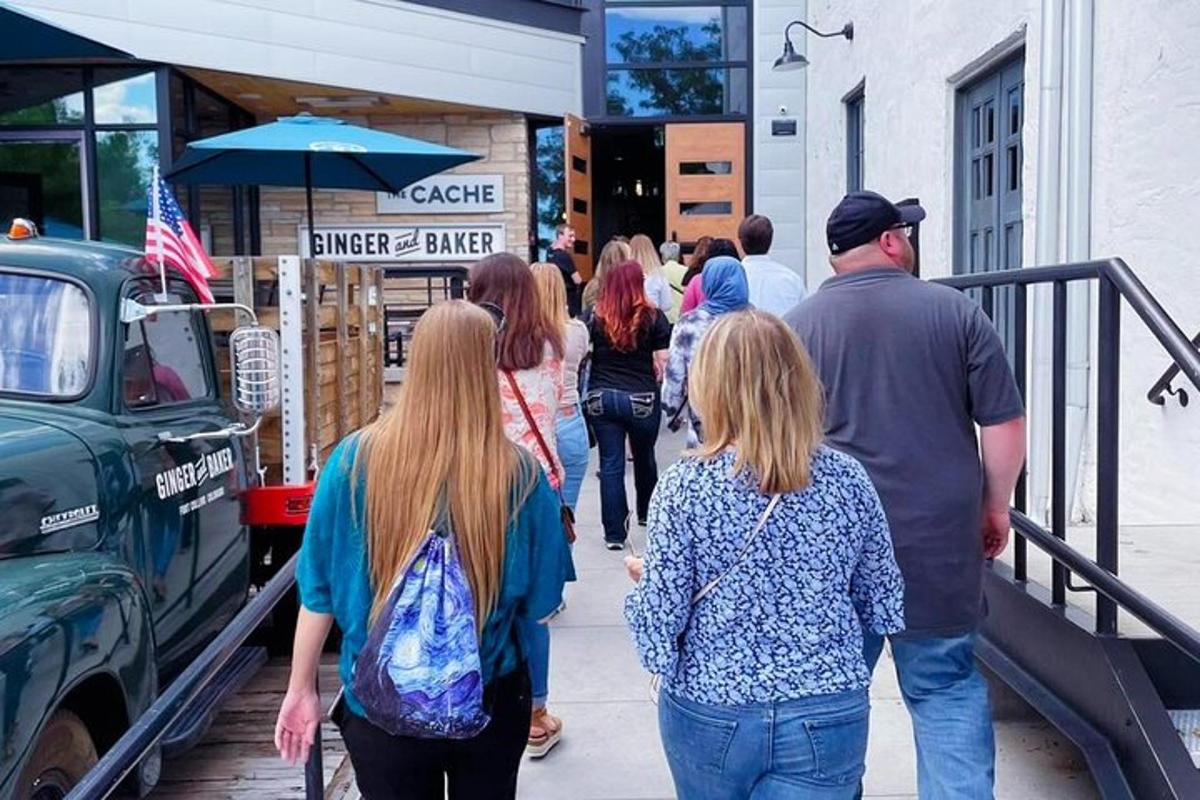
[564,114,594,279]
[665,122,745,248]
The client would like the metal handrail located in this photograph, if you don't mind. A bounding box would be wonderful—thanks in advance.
[935,256,1200,652]
[66,553,320,800]
[1147,330,1199,406]
[939,258,1200,393]
[1010,511,1200,666]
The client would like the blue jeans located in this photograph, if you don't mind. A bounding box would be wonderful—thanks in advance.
[519,618,550,708]
[583,388,661,542]
[862,632,995,799]
[659,688,869,799]
[555,408,589,513]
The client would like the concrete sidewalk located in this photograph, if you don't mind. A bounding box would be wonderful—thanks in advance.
[517,427,1098,800]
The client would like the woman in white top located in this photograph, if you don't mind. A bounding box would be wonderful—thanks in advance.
[630,233,673,316]
[533,262,591,512]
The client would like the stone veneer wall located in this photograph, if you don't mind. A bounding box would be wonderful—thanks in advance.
[256,111,530,258]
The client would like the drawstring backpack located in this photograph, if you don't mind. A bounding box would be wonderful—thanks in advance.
[350,502,488,739]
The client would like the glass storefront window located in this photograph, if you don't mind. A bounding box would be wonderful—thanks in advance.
[93,69,157,124]
[534,125,565,260]
[97,130,158,246]
[0,67,85,125]
[0,138,85,238]
[606,67,746,117]
[606,6,747,63]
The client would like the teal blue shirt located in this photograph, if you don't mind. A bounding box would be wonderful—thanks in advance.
[296,436,575,717]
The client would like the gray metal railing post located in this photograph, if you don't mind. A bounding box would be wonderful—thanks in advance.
[1095,276,1121,635]
[305,678,323,800]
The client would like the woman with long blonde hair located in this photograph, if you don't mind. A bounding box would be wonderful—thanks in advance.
[629,233,672,314]
[624,310,904,800]
[469,253,573,758]
[581,238,631,312]
[531,262,590,512]
[276,301,574,799]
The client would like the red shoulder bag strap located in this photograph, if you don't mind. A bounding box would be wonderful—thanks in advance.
[502,370,563,489]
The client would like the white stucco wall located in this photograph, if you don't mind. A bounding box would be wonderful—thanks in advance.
[752,0,809,278]
[1079,0,1200,525]
[803,0,1040,283]
[803,0,1199,526]
[10,0,583,117]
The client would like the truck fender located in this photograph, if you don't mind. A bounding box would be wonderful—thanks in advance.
[0,552,157,796]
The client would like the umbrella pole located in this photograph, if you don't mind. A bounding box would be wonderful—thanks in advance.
[304,152,316,262]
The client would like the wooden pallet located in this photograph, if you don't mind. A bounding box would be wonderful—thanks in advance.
[150,657,352,800]
[209,257,386,482]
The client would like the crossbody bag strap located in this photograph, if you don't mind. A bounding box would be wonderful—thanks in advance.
[502,370,564,490]
[690,494,781,605]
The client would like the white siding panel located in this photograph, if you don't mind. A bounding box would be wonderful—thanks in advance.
[9,0,582,116]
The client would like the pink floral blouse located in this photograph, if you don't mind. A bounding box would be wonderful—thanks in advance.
[499,346,564,489]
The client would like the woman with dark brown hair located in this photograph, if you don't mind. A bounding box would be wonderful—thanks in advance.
[680,235,713,288]
[581,260,672,549]
[467,252,570,758]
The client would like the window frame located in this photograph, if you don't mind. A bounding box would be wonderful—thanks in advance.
[117,278,218,414]
[595,0,751,123]
[844,82,865,193]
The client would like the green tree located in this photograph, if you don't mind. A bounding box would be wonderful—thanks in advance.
[609,21,724,116]
[96,131,156,246]
[535,126,565,254]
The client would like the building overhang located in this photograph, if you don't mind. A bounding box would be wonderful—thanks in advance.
[0,2,131,61]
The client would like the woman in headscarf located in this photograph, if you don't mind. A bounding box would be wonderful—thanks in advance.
[661,256,749,448]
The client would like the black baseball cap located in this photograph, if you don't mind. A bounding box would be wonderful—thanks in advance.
[827,191,926,254]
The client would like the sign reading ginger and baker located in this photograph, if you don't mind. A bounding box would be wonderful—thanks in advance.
[299,223,505,262]
[377,174,504,215]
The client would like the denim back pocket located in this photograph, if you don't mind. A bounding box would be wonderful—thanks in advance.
[659,691,738,775]
[629,392,657,419]
[803,706,869,782]
[583,390,605,417]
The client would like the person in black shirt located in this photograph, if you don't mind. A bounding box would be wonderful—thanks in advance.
[546,223,582,318]
[581,260,671,549]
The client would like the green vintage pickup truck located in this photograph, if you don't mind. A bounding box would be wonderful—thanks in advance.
[0,227,283,800]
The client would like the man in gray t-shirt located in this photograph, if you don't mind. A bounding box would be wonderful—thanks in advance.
[786,191,1026,798]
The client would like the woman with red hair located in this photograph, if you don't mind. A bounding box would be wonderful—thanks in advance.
[581,260,672,549]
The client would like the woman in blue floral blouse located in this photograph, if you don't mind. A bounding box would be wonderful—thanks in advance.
[625,310,905,800]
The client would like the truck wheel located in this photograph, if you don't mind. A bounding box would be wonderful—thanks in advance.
[16,710,98,800]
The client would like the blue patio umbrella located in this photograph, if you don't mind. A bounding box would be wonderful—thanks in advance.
[165,114,481,258]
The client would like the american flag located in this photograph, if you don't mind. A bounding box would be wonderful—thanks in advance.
[145,177,216,303]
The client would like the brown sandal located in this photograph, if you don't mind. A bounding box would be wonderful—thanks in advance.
[526,707,563,759]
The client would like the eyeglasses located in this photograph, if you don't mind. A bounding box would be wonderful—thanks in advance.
[887,222,914,237]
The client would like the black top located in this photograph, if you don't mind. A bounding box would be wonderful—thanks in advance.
[786,268,1024,637]
[546,247,582,318]
[583,309,672,394]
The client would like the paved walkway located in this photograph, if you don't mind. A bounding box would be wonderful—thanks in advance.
[517,427,1099,799]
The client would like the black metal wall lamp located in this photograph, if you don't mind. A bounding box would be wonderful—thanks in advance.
[773,20,854,71]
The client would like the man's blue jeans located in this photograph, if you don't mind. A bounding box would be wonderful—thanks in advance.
[555,408,590,513]
[659,687,869,799]
[862,631,995,799]
[583,388,660,543]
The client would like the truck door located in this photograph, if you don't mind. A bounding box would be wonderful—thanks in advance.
[115,280,249,674]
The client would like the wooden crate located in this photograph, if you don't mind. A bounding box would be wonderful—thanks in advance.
[210,257,385,483]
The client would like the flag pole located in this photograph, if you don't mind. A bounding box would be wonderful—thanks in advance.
[152,164,167,297]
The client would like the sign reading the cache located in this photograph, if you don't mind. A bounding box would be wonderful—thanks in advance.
[299,224,505,262]
[377,174,504,214]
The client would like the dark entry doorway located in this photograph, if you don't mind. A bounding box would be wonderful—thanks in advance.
[591,125,664,248]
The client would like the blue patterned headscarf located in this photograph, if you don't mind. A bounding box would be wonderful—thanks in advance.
[699,256,750,315]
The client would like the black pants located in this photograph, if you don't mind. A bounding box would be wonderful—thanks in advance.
[337,668,532,799]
